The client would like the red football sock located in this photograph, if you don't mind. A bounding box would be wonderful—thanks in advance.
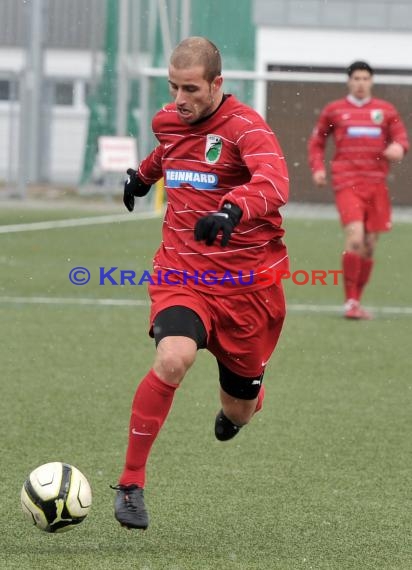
[342,251,362,301]
[119,369,178,488]
[357,258,374,301]
[254,384,265,413]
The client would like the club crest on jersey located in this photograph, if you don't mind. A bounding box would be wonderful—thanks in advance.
[371,109,384,124]
[205,134,222,164]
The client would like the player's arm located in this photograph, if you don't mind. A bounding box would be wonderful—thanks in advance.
[214,126,289,223]
[123,145,164,212]
[307,106,332,186]
[382,107,410,162]
[194,126,286,246]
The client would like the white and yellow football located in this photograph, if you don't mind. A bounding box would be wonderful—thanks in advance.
[21,462,92,533]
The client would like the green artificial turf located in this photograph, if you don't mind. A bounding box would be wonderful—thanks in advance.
[0,206,411,569]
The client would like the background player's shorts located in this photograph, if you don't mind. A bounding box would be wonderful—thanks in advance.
[335,183,392,232]
[148,282,286,377]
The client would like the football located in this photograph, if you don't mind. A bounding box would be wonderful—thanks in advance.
[21,462,92,533]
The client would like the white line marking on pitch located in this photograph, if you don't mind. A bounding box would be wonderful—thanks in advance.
[287,303,412,315]
[0,296,411,316]
[0,296,149,307]
[0,211,161,234]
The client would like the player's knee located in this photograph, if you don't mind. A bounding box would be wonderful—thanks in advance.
[346,239,363,252]
[154,341,197,384]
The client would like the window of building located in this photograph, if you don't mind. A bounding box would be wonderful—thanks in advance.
[54,81,74,106]
[0,79,10,100]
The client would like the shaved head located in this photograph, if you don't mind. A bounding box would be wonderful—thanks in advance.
[170,36,222,82]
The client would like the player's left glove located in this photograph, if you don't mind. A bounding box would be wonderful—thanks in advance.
[123,168,152,212]
[194,202,242,247]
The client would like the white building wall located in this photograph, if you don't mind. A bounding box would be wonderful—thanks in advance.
[0,103,19,183]
[49,108,89,183]
[0,48,100,184]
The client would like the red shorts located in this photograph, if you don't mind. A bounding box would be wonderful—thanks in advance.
[148,283,286,377]
[335,183,392,233]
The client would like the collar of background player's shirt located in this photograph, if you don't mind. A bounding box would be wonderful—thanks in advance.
[191,93,230,126]
[347,94,372,107]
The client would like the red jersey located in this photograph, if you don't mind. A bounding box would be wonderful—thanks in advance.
[308,96,409,191]
[137,94,289,294]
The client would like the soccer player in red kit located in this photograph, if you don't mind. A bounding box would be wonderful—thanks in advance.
[308,61,409,319]
[111,37,289,529]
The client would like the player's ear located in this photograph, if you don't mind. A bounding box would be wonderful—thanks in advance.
[212,75,223,92]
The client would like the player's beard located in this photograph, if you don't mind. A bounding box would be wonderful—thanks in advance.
[178,89,218,124]
[192,90,220,123]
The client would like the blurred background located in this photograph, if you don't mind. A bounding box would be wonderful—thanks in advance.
[0,0,411,204]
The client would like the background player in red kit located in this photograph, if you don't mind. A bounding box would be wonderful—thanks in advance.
[111,37,289,529]
[308,61,409,319]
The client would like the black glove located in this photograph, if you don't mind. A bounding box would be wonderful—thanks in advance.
[123,168,152,212]
[194,202,242,246]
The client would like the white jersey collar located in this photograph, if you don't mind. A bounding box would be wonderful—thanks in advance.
[347,94,372,107]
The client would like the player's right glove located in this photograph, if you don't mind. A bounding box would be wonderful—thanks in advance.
[123,168,152,212]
